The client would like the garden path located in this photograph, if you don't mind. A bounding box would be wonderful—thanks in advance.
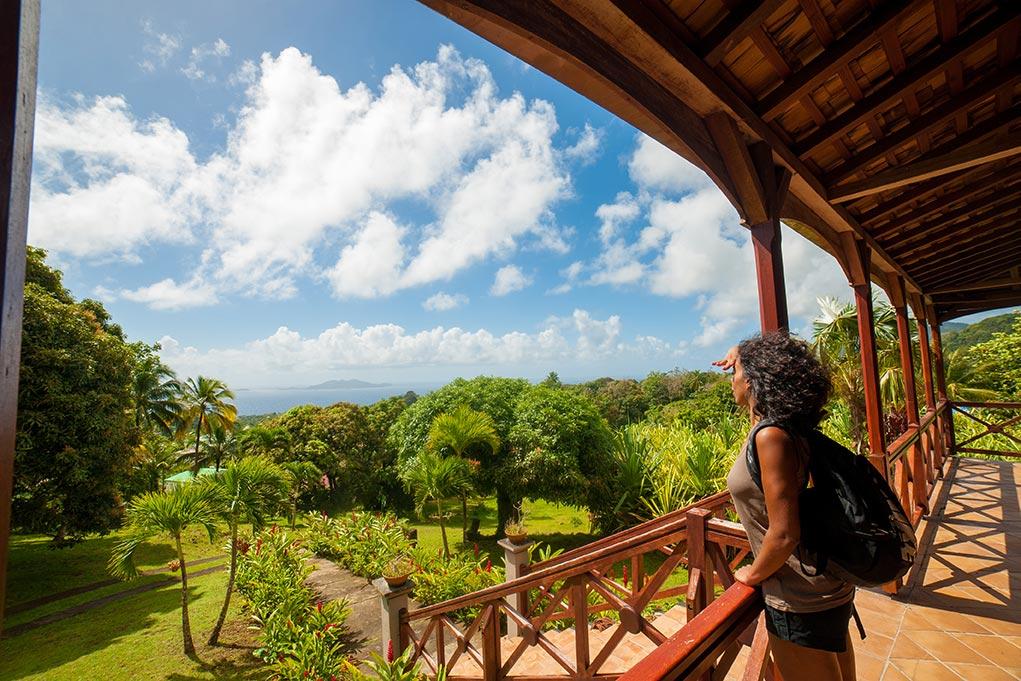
[305,557,394,661]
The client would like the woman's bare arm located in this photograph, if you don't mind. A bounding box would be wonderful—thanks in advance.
[735,427,802,586]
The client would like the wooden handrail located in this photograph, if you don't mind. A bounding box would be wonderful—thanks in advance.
[952,400,1021,409]
[407,517,688,621]
[529,489,734,573]
[617,583,762,681]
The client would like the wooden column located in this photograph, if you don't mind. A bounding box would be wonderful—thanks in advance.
[912,294,944,476]
[889,278,927,517]
[706,115,791,333]
[928,307,956,456]
[840,234,887,477]
[0,0,38,633]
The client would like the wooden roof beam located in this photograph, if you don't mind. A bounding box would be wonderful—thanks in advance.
[917,239,1021,283]
[870,163,1021,237]
[828,67,1021,184]
[757,0,929,120]
[797,6,1021,158]
[831,131,1021,203]
[883,192,1021,251]
[701,0,788,67]
[925,259,1021,291]
[931,276,1021,295]
[934,290,1021,307]
[895,209,1021,264]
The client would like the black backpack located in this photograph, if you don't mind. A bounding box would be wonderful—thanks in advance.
[746,420,916,588]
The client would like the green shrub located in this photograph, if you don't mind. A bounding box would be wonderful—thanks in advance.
[410,548,503,623]
[305,510,414,578]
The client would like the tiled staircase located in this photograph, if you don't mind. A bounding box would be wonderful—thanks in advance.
[445,605,705,677]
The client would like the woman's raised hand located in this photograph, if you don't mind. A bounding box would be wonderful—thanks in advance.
[712,345,739,372]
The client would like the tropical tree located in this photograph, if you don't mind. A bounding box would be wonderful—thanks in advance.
[109,484,218,654]
[426,405,500,534]
[204,421,239,472]
[15,247,137,542]
[400,450,474,557]
[967,313,1021,399]
[202,457,289,646]
[811,297,899,454]
[940,348,999,402]
[281,460,323,527]
[176,376,238,473]
[130,342,181,436]
[238,425,292,460]
[131,434,180,494]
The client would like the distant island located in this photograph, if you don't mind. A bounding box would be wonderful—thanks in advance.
[301,379,390,390]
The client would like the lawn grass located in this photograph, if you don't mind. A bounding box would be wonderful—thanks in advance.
[0,550,260,681]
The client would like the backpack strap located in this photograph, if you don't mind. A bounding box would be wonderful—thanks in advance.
[744,419,807,491]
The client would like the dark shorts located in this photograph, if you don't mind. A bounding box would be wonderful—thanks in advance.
[764,600,854,653]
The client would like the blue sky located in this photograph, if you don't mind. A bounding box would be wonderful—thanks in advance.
[32,0,873,388]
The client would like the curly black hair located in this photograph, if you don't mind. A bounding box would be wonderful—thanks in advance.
[737,331,831,431]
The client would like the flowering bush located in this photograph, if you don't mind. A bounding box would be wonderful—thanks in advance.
[304,511,414,578]
[411,547,503,623]
[236,525,351,680]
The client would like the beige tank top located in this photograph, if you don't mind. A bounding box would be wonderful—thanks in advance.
[726,430,855,613]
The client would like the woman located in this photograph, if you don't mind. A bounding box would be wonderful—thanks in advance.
[714,331,856,681]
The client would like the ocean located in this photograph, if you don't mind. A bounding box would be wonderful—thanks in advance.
[234,383,443,416]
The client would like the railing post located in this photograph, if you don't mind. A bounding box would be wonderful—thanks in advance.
[928,308,957,457]
[912,296,945,475]
[482,603,500,681]
[498,538,532,638]
[570,575,590,678]
[373,577,413,659]
[685,508,714,623]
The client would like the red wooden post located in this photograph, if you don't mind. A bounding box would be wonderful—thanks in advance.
[750,220,789,332]
[928,310,956,456]
[841,235,887,477]
[0,0,38,635]
[684,507,713,681]
[890,279,926,516]
[912,303,945,477]
[570,576,590,679]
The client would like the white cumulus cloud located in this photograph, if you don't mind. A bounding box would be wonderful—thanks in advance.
[490,265,532,296]
[423,292,468,311]
[31,46,575,308]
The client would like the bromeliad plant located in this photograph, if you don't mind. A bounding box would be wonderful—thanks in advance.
[305,510,414,578]
[109,483,218,655]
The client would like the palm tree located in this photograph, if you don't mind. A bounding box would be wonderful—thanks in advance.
[941,348,999,402]
[132,435,180,493]
[176,376,238,473]
[132,349,182,436]
[205,422,239,472]
[202,457,289,646]
[812,297,899,454]
[109,484,218,655]
[400,450,474,558]
[426,405,499,535]
[280,460,323,527]
[238,425,292,460]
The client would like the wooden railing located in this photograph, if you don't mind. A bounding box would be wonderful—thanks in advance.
[950,401,1021,459]
[885,399,950,527]
[398,492,772,680]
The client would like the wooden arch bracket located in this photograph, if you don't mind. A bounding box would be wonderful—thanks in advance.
[706,113,792,332]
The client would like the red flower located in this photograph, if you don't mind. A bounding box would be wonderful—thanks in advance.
[316,601,323,613]
[484,559,492,572]
[386,639,394,662]
[473,543,479,558]
[270,524,278,535]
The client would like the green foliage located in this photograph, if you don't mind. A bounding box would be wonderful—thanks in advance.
[129,341,181,437]
[599,417,745,529]
[236,526,350,680]
[509,384,614,510]
[401,450,474,556]
[305,510,414,578]
[968,313,1021,399]
[15,248,138,542]
[648,380,737,429]
[943,312,1019,352]
[410,548,503,622]
[575,378,649,427]
[347,646,424,681]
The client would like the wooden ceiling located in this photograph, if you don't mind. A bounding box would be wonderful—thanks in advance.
[419,0,1021,321]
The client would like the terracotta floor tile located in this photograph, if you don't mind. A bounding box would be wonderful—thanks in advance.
[903,631,985,663]
[968,618,1021,637]
[856,609,904,638]
[882,664,912,681]
[855,651,887,681]
[944,663,1017,681]
[858,632,896,660]
[901,606,995,634]
[890,632,936,660]
[952,633,1021,668]
[901,660,965,680]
